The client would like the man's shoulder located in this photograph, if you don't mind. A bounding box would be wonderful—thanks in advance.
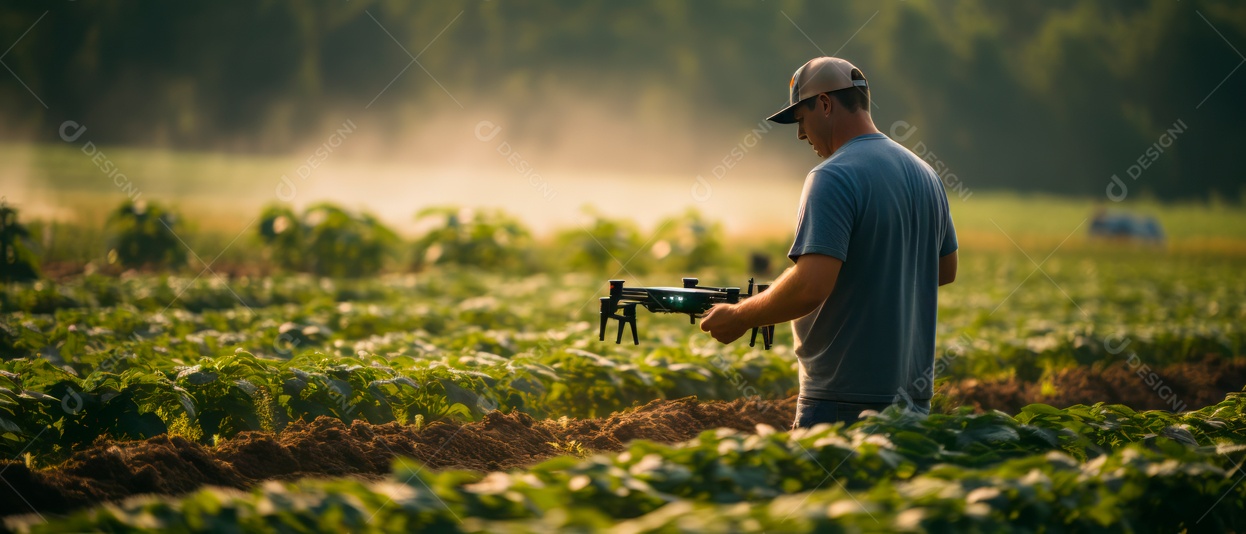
[824,134,936,180]
[807,159,854,192]
[811,136,895,179]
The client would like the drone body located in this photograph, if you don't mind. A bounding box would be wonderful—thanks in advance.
[598,278,777,349]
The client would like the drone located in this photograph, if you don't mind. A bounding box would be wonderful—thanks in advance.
[598,278,777,349]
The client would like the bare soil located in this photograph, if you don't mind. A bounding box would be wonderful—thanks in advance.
[2,356,1241,519]
[942,354,1246,414]
[0,395,795,518]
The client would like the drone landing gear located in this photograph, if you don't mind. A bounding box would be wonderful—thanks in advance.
[599,298,639,345]
[749,324,775,350]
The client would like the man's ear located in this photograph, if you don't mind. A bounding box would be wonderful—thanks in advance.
[819,93,834,117]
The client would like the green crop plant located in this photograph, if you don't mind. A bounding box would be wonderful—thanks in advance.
[411,206,533,272]
[15,390,1246,533]
[258,203,399,277]
[651,208,727,273]
[0,202,40,283]
[104,200,187,269]
[0,231,1244,530]
[555,207,649,273]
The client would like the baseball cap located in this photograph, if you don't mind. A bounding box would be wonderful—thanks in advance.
[766,57,868,124]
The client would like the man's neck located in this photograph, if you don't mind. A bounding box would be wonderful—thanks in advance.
[829,116,882,154]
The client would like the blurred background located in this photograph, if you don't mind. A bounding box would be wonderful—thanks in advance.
[0,0,1244,275]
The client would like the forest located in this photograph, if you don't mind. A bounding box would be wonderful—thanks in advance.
[1,0,1243,199]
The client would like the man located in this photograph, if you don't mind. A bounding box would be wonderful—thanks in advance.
[699,57,958,429]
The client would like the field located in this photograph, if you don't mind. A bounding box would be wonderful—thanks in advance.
[4,0,1245,530]
[2,169,1246,531]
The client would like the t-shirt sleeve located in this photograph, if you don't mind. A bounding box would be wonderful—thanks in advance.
[787,168,856,263]
[939,190,958,257]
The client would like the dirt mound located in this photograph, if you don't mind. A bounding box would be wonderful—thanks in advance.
[556,395,793,450]
[14,356,1234,519]
[943,355,1246,414]
[0,435,249,519]
[0,396,795,518]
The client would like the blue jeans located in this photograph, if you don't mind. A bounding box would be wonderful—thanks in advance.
[792,396,931,429]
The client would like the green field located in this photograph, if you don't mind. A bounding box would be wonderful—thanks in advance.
[3,0,1244,530]
[2,142,1246,531]
[1,194,1245,530]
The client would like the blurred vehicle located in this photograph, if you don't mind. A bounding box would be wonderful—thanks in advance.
[1089,207,1165,243]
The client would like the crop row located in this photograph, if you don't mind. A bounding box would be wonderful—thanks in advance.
[7,201,735,279]
[2,268,1244,462]
[4,269,1241,374]
[0,343,795,465]
[13,391,1246,533]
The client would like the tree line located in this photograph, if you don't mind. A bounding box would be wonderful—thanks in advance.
[0,0,1242,200]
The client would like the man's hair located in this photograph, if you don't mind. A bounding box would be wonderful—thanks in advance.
[801,68,870,113]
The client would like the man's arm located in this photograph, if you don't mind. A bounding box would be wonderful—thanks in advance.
[699,253,842,344]
[938,250,957,286]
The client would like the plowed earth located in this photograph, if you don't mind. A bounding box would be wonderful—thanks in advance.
[943,355,1246,414]
[0,396,796,518]
[2,356,1241,519]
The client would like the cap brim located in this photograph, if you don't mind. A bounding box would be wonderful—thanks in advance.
[766,102,800,124]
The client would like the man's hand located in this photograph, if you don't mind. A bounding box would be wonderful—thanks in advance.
[699,303,748,344]
[698,253,842,346]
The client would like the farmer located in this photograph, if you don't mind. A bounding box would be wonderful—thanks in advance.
[699,57,958,429]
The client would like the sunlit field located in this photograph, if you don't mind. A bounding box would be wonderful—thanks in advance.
[3,0,1245,530]
[3,140,1246,531]
[7,140,1246,265]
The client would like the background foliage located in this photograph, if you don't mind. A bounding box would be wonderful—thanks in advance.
[0,203,39,282]
[104,201,187,270]
[411,206,532,272]
[1,1,1242,199]
[258,203,399,278]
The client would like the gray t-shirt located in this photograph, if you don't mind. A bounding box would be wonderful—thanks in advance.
[787,132,957,403]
